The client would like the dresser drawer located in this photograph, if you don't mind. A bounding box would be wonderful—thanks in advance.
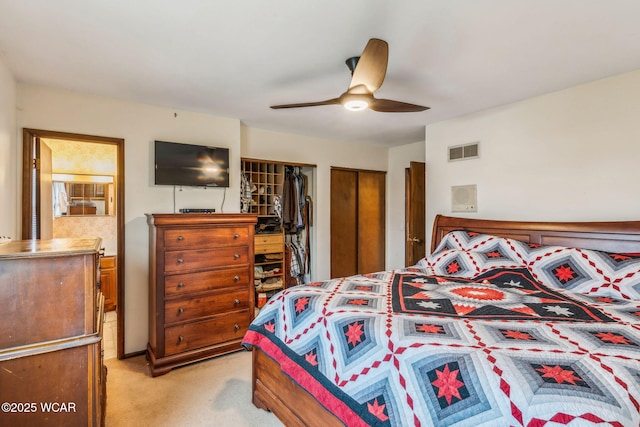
[164,246,249,272]
[0,254,96,348]
[164,311,250,356]
[255,233,283,246]
[255,233,283,255]
[164,267,249,297]
[164,227,249,250]
[255,243,283,255]
[164,290,249,324]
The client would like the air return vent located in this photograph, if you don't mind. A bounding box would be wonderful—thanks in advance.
[448,142,479,161]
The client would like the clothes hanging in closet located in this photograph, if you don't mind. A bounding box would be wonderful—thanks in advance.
[283,167,306,232]
[285,233,307,286]
[282,166,312,285]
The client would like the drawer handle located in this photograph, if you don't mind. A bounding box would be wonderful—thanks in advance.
[234,275,240,281]
[177,335,184,343]
[233,254,240,259]
[178,307,184,315]
[177,258,184,264]
[177,236,184,241]
[178,282,185,288]
[234,324,240,331]
[234,233,239,239]
[234,299,240,305]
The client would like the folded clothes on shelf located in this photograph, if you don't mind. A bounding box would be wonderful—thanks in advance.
[255,277,283,292]
[255,265,282,278]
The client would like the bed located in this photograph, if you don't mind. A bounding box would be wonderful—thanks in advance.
[242,215,640,426]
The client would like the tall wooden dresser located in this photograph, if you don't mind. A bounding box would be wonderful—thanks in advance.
[146,213,257,376]
[0,238,106,427]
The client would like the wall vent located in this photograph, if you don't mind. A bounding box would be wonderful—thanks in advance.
[448,142,479,162]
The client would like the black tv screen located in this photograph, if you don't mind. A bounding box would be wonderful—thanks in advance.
[154,140,230,187]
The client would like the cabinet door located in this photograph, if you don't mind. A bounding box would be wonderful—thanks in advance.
[100,256,117,311]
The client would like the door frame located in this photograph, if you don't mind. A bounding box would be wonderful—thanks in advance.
[21,128,126,360]
[405,161,426,266]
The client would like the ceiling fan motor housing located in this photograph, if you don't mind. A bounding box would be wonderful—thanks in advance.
[345,56,360,75]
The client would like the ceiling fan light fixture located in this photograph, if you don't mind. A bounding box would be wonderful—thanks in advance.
[344,99,369,111]
[341,93,370,111]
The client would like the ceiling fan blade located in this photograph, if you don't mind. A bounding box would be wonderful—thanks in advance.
[270,98,340,109]
[369,98,430,113]
[349,38,388,93]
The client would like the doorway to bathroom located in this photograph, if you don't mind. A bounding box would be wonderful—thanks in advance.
[21,128,125,359]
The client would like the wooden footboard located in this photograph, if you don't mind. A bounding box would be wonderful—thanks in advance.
[252,347,343,426]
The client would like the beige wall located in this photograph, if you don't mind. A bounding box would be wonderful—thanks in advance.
[240,126,389,281]
[0,58,17,239]
[46,138,118,175]
[11,61,640,355]
[12,84,396,354]
[425,70,640,247]
[16,84,242,354]
[53,215,118,254]
[14,61,640,355]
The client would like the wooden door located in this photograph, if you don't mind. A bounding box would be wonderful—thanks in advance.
[405,162,426,266]
[330,168,385,278]
[330,169,358,278]
[36,139,53,239]
[357,171,385,274]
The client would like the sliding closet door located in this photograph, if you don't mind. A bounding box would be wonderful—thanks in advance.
[330,168,385,278]
[357,171,385,274]
[331,169,358,278]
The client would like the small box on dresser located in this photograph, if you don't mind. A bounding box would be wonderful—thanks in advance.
[146,213,257,377]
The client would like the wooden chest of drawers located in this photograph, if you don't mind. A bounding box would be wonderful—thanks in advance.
[0,238,105,426]
[146,213,257,376]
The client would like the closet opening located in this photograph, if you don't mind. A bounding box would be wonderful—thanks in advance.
[241,158,316,311]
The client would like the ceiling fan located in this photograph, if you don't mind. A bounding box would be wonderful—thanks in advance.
[270,38,429,113]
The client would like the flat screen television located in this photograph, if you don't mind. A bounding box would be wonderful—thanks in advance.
[154,140,230,187]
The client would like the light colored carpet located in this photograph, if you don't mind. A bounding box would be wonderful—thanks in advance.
[105,350,283,427]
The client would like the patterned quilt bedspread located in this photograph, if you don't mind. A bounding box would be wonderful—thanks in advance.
[242,232,640,427]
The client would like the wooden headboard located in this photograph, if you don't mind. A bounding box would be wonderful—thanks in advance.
[431,215,640,254]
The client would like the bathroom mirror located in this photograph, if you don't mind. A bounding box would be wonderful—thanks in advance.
[53,174,116,216]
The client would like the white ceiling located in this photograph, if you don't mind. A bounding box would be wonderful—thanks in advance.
[1,1,640,147]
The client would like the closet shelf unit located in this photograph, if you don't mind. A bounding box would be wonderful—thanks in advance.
[242,159,286,305]
[241,159,284,217]
[241,158,316,308]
